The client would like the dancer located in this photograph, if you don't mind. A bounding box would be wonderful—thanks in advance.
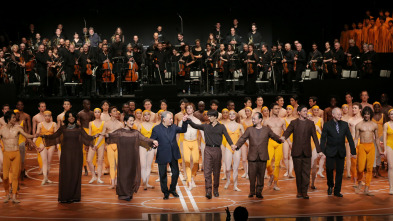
[32,102,46,174]
[371,102,384,177]
[179,103,202,190]
[383,109,393,194]
[143,99,156,123]
[224,110,244,191]
[13,110,28,181]
[42,111,94,203]
[87,108,105,184]
[348,103,363,184]
[240,107,253,179]
[77,99,94,176]
[102,114,158,201]
[238,97,253,121]
[307,111,322,189]
[0,111,37,203]
[220,108,230,180]
[354,107,383,195]
[264,103,287,190]
[95,106,124,189]
[311,106,326,178]
[35,111,57,185]
[234,112,284,198]
[138,110,156,190]
[100,100,111,121]
[284,105,295,177]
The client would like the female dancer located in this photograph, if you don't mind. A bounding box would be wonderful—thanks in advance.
[87,108,105,184]
[138,110,156,189]
[283,105,296,178]
[240,107,253,179]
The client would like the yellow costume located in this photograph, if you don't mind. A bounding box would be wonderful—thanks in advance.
[386,123,393,149]
[357,143,375,187]
[107,143,118,180]
[36,122,56,168]
[92,121,105,148]
[267,139,283,182]
[372,115,384,139]
[3,150,20,194]
[225,125,241,154]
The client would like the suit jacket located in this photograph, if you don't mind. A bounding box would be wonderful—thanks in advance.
[150,121,188,164]
[320,120,356,158]
[283,118,321,158]
[236,126,282,161]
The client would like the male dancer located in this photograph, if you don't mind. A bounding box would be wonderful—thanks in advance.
[16,101,32,135]
[253,96,264,114]
[360,91,373,110]
[354,107,383,195]
[238,97,252,121]
[264,104,287,190]
[348,103,363,183]
[234,112,284,198]
[33,102,47,174]
[193,101,205,122]
[0,111,37,203]
[179,103,201,190]
[274,96,288,118]
[0,104,10,126]
[77,99,94,176]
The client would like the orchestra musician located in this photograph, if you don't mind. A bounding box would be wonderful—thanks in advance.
[332,42,345,78]
[345,39,360,70]
[63,44,80,83]
[203,43,215,92]
[225,28,241,52]
[177,33,186,46]
[322,42,333,79]
[216,44,229,94]
[213,23,223,44]
[111,27,125,43]
[360,43,376,79]
[247,23,262,46]
[207,33,218,49]
[51,29,64,47]
[80,44,95,96]
[153,43,167,85]
[157,26,165,42]
[72,33,83,50]
[258,44,271,92]
[271,44,283,93]
[294,43,306,89]
[10,45,25,95]
[307,43,322,78]
[35,45,51,95]
[178,44,195,93]
[282,43,294,93]
[243,44,259,95]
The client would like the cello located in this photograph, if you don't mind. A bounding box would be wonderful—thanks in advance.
[178,56,186,76]
[102,54,115,82]
[125,57,138,82]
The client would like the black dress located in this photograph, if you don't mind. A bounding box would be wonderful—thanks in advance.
[43,125,94,203]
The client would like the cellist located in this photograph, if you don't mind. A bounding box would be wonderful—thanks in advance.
[98,44,114,94]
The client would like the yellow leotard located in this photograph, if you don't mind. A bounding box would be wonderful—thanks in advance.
[141,123,155,138]
[220,121,228,147]
[35,122,55,148]
[315,118,322,140]
[241,121,253,147]
[386,123,393,149]
[91,121,105,149]
[225,124,241,154]
[285,119,293,142]
[18,121,26,145]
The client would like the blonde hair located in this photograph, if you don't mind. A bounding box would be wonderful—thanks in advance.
[11,44,19,52]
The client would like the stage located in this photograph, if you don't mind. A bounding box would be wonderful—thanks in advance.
[2,149,392,221]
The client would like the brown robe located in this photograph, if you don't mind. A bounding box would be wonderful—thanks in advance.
[43,125,94,202]
[354,29,363,50]
[106,128,154,200]
[362,25,370,44]
[340,31,350,51]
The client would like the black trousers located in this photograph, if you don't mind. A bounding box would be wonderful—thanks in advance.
[158,158,179,194]
[82,74,92,96]
[326,154,345,194]
[248,160,267,195]
[273,66,283,92]
[293,156,311,195]
[284,70,294,92]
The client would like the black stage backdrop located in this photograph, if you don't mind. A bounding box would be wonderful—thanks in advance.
[1,0,392,50]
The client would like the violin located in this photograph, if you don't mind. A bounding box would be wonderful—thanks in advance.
[0,62,10,84]
[283,56,289,74]
[25,57,35,72]
[86,63,93,75]
[311,62,317,71]
[102,55,115,82]
[323,57,329,74]
[125,60,138,82]
[294,54,298,72]
[347,54,352,67]
[48,60,54,77]
[332,57,338,75]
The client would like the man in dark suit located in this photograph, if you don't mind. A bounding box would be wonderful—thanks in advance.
[150,111,188,200]
[234,112,284,199]
[282,105,322,199]
[320,107,356,197]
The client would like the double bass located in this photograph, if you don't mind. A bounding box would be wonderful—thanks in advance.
[102,54,115,82]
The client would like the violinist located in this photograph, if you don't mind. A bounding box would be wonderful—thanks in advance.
[178,44,194,93]
[177,33,186,46]
[216,44,229,93]
[294,43,306,89]
[332,42,345,78]
[203,43,215,91]
[192,39,204,72]
[272,44,283,92]
[0,50,9,84]
[49,48,62,95]
[244,44,259,94]
[282,43,294,92]
[227,44,236,79]
[131,35,143,52]
[63,44,79,83]
[72,33,83,50]
[207,33,218,49]
[360,43,376,79]
[80,44,95,96]
[322,42,333,79]
[307,43,322,72]
[152,43,167,84]
[35,45,50,95]
[345,39,360,70]
[10,45,25,95]
[258,44,271,92]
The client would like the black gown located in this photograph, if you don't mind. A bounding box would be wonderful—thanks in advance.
[106,128,154,200]
[43,125,94,202]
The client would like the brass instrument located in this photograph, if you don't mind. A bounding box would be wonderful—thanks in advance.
[248,35,253,44]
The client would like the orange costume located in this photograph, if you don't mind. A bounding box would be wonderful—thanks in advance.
[357,143,375,187]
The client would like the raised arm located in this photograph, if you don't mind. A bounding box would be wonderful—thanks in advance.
[187,119,205,130]
[18,126,36,139]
